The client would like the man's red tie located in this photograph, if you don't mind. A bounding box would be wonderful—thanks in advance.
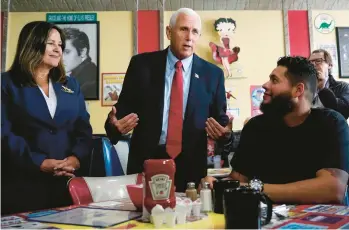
[166,61,183,159]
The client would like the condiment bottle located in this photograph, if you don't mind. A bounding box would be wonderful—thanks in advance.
[185,182,198,201]
[200,181,212,212]
[142,159,176,221]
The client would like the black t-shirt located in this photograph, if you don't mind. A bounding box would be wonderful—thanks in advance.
[230,108,349,184]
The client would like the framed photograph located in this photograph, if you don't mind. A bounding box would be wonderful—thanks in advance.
[335,27,349,78]
[250,85,264,117]
[101,73,125,106]
[56,21,100,100]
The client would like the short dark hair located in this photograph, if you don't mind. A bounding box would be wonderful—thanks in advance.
[214,18,236,31]
[311,49,333,75]
[63,28,90,56]
[8,21,66,86]
[277,56,317,103]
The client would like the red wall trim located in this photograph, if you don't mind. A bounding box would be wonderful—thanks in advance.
[137,10,160,54]
[288,10,310,57]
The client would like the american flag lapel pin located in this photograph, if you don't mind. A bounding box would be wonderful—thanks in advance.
[195,73,199,79]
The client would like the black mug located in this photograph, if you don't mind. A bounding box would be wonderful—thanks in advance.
[213,179,240,214]
[223,186,273,229]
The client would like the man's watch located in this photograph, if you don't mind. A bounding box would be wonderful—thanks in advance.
[249,178,264,192]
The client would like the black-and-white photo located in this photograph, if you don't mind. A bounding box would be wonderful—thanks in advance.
[56,21,100,100]
[336,27,349,78]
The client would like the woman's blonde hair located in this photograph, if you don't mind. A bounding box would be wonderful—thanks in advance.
[9,21,66,86]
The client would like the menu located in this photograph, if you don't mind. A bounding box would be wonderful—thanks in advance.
[28,207,142,228]
[87,200,137,211]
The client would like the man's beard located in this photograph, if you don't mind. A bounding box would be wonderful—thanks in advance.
[260,92,295,117]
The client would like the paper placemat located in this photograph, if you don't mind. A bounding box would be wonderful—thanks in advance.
[28,207,141,228]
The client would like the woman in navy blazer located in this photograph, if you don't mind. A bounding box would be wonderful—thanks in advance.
[1,21,93,214]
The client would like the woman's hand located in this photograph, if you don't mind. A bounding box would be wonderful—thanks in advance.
[40,159,67,174]
[53,156,80,177]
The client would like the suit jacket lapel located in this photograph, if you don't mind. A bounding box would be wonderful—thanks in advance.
[23,86,54,124]
[52,81,63,122]
[185,54,203,121]
[152,49,168,127]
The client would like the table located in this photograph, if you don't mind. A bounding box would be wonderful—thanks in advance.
[2,204,349,229]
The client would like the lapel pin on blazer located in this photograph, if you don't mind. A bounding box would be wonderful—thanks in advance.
[61,85,74,94]
[195,73,199,79]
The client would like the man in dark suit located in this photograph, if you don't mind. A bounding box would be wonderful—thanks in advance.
[105,8,229,192]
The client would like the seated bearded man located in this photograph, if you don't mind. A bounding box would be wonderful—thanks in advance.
[203,56,349,204]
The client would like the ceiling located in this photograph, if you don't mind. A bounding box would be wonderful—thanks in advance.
[1,0,349,12]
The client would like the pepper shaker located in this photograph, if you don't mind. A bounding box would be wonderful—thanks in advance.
[185,182,198,202]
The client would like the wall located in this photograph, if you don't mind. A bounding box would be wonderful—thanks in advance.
[5,9,349,132]
[164,11,285,130]
[6,12,134,134]
[3,0,349,12]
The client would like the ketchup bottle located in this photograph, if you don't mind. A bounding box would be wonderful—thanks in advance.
[142,159,176,220]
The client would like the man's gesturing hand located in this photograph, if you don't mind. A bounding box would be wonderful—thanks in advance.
[108,107,139,134]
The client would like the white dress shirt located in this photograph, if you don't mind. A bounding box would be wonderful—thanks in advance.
[38,79,57,118]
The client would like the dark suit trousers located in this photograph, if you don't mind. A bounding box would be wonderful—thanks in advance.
[154,145,192,193]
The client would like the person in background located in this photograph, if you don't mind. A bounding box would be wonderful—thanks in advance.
[1,21,93,214]
[309,49,349,119]
[105,8,229,192]
[63,28,97,99]
[203,56,349,204]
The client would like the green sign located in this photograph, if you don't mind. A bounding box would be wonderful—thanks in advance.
[46,13,97,22]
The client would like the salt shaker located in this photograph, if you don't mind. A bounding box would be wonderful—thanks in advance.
[200,182,212,212]
[185,182,198,202]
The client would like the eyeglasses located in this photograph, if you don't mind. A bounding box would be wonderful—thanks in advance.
[309,58,326,65]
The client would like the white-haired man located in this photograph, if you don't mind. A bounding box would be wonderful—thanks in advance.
[105,8,229,191]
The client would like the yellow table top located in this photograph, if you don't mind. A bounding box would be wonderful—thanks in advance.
[45,212,225,229]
